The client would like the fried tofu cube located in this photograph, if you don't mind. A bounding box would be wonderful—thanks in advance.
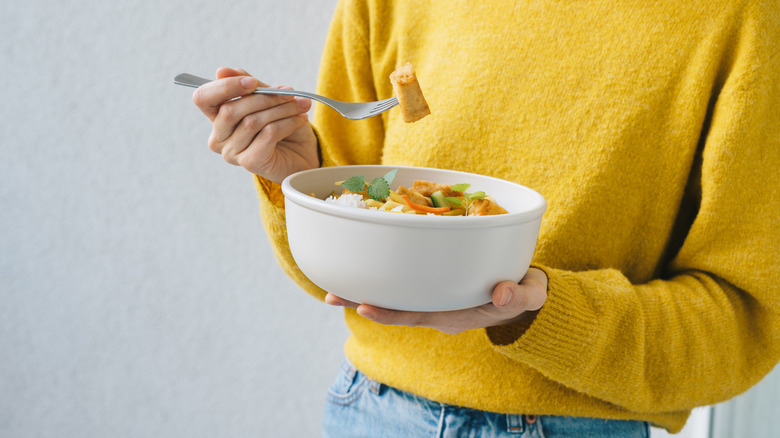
[389,62,431,123]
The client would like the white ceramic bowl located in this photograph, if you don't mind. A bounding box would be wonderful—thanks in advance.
[281,165,546,311]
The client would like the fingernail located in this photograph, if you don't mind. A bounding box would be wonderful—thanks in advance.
[274,87,293,101]
[325,293,343,307]
[499,288,512,307]
[296,97,310,109]
[241,77,257,89]
[356,307,374,320]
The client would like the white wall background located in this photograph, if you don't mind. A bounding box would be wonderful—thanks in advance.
[2,1,346,437]
[1,1,775,437]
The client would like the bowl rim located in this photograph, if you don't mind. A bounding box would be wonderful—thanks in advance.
[281,165,547,229]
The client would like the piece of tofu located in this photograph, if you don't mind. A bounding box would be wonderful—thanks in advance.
[411,180,462,197]
[389,62,431,123]
[467,198,509,216]
[397,185,433,207]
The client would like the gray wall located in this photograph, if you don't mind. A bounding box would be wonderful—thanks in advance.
[711,365,780,438]
[2,1,776,437]
[2,1,346,437]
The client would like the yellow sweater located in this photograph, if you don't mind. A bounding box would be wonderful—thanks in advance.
[255,0,780,432]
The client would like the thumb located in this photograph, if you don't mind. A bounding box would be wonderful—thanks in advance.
[492,268,548,312]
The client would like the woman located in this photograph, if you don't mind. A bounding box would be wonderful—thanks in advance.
[191,0,780,435]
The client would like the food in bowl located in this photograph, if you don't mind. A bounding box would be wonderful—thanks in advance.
[323,169,509,216]
[281,165,546,311]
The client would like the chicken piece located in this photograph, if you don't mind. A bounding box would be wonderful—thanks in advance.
[411,180,463,197]
[397,185,433,207]
[467,198,509,216]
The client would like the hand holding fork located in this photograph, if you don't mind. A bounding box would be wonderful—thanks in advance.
[183,68,398,184]
[186,67,323,184]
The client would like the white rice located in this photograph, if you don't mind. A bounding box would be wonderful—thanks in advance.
[325,193,367,209]
[325,193,408,213]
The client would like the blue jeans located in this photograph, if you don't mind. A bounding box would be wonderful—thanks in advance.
[323,359,650,438]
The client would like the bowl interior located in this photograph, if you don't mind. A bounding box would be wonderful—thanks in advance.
[282,165,546,226]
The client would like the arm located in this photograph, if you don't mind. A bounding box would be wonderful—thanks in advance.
[253,0,387,300]
[492,15,780,411]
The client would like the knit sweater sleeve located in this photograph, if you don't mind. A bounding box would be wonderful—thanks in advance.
[252,0,383,301]
[486,4,780,412]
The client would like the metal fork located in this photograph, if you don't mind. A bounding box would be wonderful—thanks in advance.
[174,73,398,120]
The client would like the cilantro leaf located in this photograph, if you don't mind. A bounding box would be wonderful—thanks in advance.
[340,169,398,201]
[367,176,390,201]
[383,169,398,186]
[340,175,366,193]
[450,183,470,192]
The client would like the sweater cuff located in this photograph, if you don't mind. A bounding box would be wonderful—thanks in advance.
[255,175,285,209]
[253,174,328,302]
[485,265,599,376]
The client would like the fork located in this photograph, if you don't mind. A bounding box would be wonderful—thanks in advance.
[174,73,398,120]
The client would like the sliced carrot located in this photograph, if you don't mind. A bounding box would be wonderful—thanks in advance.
[401,194,451,214]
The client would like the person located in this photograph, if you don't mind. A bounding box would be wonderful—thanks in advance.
[191,0,780,435]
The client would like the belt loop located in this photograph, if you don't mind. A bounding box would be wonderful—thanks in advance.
[341,359,356,381]
[506,414,524,433]
[367,377,383,395]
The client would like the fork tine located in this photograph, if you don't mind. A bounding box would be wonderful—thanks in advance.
[342,97,399,120]
[371,103,395,113]
[371,97,399,113]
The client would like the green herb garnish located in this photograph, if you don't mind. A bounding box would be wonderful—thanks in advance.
[340,169,399,201]
[340,175,366,193]
[383,169,398,186]
[367,176,390,200]
[444,184,486,210]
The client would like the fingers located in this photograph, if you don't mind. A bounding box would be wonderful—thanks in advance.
[192,66,281,120]
[215,66,256,80]
[324,293,360,309]
[493,268,548,312]
[324,268,549,335]
[193,75,262,121]
[202,82,311,168]
[191,67,318,181]
[211,92,304,145]
[325,296,455,333]
[356,305,425,327]
[221,100,311,168]
[356,306,477,335]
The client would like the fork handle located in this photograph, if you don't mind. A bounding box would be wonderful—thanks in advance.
[174,73,335,105]
[251,87,330,103]
[173,73,211,88]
